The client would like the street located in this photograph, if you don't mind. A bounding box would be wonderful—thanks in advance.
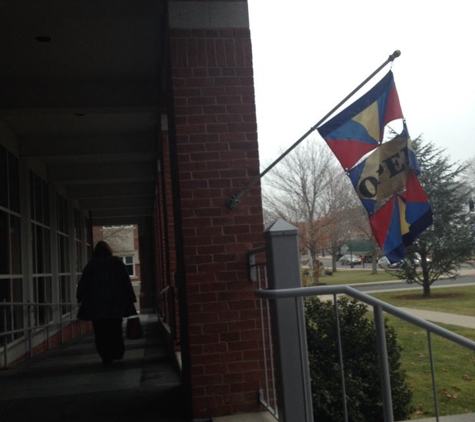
[354,275,475,293]
[315,257,475,293]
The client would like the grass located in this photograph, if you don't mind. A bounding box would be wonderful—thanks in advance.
[371,286,475,317]
[305,267,475,417]
[311,274,475,418]
[308,268,400,285]
[385,316,475,420]
[365,286,475,419]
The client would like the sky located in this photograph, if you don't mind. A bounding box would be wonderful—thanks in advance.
[247,0,475,172]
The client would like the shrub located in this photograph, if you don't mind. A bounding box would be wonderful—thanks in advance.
[305,297,414,421]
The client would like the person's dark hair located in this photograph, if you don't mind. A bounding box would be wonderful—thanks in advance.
[93,241,113,258]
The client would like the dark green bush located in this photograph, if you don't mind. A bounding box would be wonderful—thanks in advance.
[305,297,414,421]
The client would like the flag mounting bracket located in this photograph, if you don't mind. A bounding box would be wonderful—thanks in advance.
[225,50,401,211]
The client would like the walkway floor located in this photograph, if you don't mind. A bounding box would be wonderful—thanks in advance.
[0,313,190,422]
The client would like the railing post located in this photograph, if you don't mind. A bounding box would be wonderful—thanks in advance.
[264,219,314,422]
[28,302,33,359]
[374,304,394,422]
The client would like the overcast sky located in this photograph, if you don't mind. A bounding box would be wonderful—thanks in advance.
[247,0,475,173]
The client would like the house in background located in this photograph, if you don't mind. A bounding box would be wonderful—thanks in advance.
[92,225,141,312]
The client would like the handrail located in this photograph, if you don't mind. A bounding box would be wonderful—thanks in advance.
[249,222,475,421]
[256,283,475,421]
[157,285,176,341]
[255,285,475,351]
[0,301,85,368]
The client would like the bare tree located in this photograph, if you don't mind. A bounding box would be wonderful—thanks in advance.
[462,156,475,187]
[346,205,380,274]
[262,138,358,279]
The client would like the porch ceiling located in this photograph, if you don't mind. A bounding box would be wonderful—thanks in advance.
[0,0,167,226]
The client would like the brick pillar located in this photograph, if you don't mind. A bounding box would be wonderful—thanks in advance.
[169,1,265,418]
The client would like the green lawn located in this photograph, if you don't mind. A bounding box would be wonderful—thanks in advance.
[371,286,475,317]
[316,279,475,419]
[385,317,475,420]
[366,286,475,419]
[309,269,400,285]
[306,269,475,418]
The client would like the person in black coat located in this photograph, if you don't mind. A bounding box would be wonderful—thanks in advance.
[77,241,137,365]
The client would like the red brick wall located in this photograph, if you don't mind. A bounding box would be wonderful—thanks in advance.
[170,27,265,418]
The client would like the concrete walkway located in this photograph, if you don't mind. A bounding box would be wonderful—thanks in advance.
[397,308,475,329]
[0,313,190,422]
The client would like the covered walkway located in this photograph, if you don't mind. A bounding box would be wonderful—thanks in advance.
[0,314,190,422]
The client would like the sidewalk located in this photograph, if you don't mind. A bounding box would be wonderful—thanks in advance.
[396,308,475,329]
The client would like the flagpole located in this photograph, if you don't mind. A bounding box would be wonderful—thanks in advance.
[225,50,401,210]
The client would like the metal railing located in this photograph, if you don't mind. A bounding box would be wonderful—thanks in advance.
[158,285,177,342]
[256,284,475,422]
[248,249,475,422]
[248,247,278,418]
[0,301,87,368]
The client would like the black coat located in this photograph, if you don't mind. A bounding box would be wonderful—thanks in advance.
[76,256,137,320]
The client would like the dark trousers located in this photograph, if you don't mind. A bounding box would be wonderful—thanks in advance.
[92,318,124,363]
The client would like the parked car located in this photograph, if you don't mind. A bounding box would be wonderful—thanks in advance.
[338,254,362,266]
[378,253,427,269]
[377,256,401,269]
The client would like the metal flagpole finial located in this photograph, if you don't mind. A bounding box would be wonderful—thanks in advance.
[389,50,401,61]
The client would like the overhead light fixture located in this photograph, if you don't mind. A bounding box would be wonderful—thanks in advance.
[35,36,52,42]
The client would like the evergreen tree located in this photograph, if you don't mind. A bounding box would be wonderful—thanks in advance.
[391,136,474,296]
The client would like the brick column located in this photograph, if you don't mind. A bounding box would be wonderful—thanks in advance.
[169,1,265,418]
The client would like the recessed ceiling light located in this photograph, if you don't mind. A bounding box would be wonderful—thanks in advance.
[35,36,52,42]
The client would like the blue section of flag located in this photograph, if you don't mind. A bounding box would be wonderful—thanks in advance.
[318,71,403,170]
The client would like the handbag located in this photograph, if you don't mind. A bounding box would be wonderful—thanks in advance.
[126,316,143,340]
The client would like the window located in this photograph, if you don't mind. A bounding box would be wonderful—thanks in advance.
[0,146,7,209]
[0,278,24,342]
[74,208,83,273]
[0,148,19,212]
[30,171,52,326]
[34,276,53,325]
[56,194,71,314]
[0,149,21,275]
[120,256,135,277]
[30,171,49,226]
[84,216,92,260]
[0,146,23,343]
[0,213,22,275]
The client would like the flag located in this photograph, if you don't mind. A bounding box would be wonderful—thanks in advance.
[317,71,403,170]
[317,69,432,263]
[369,172,433,262]
[347,123,420,214]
